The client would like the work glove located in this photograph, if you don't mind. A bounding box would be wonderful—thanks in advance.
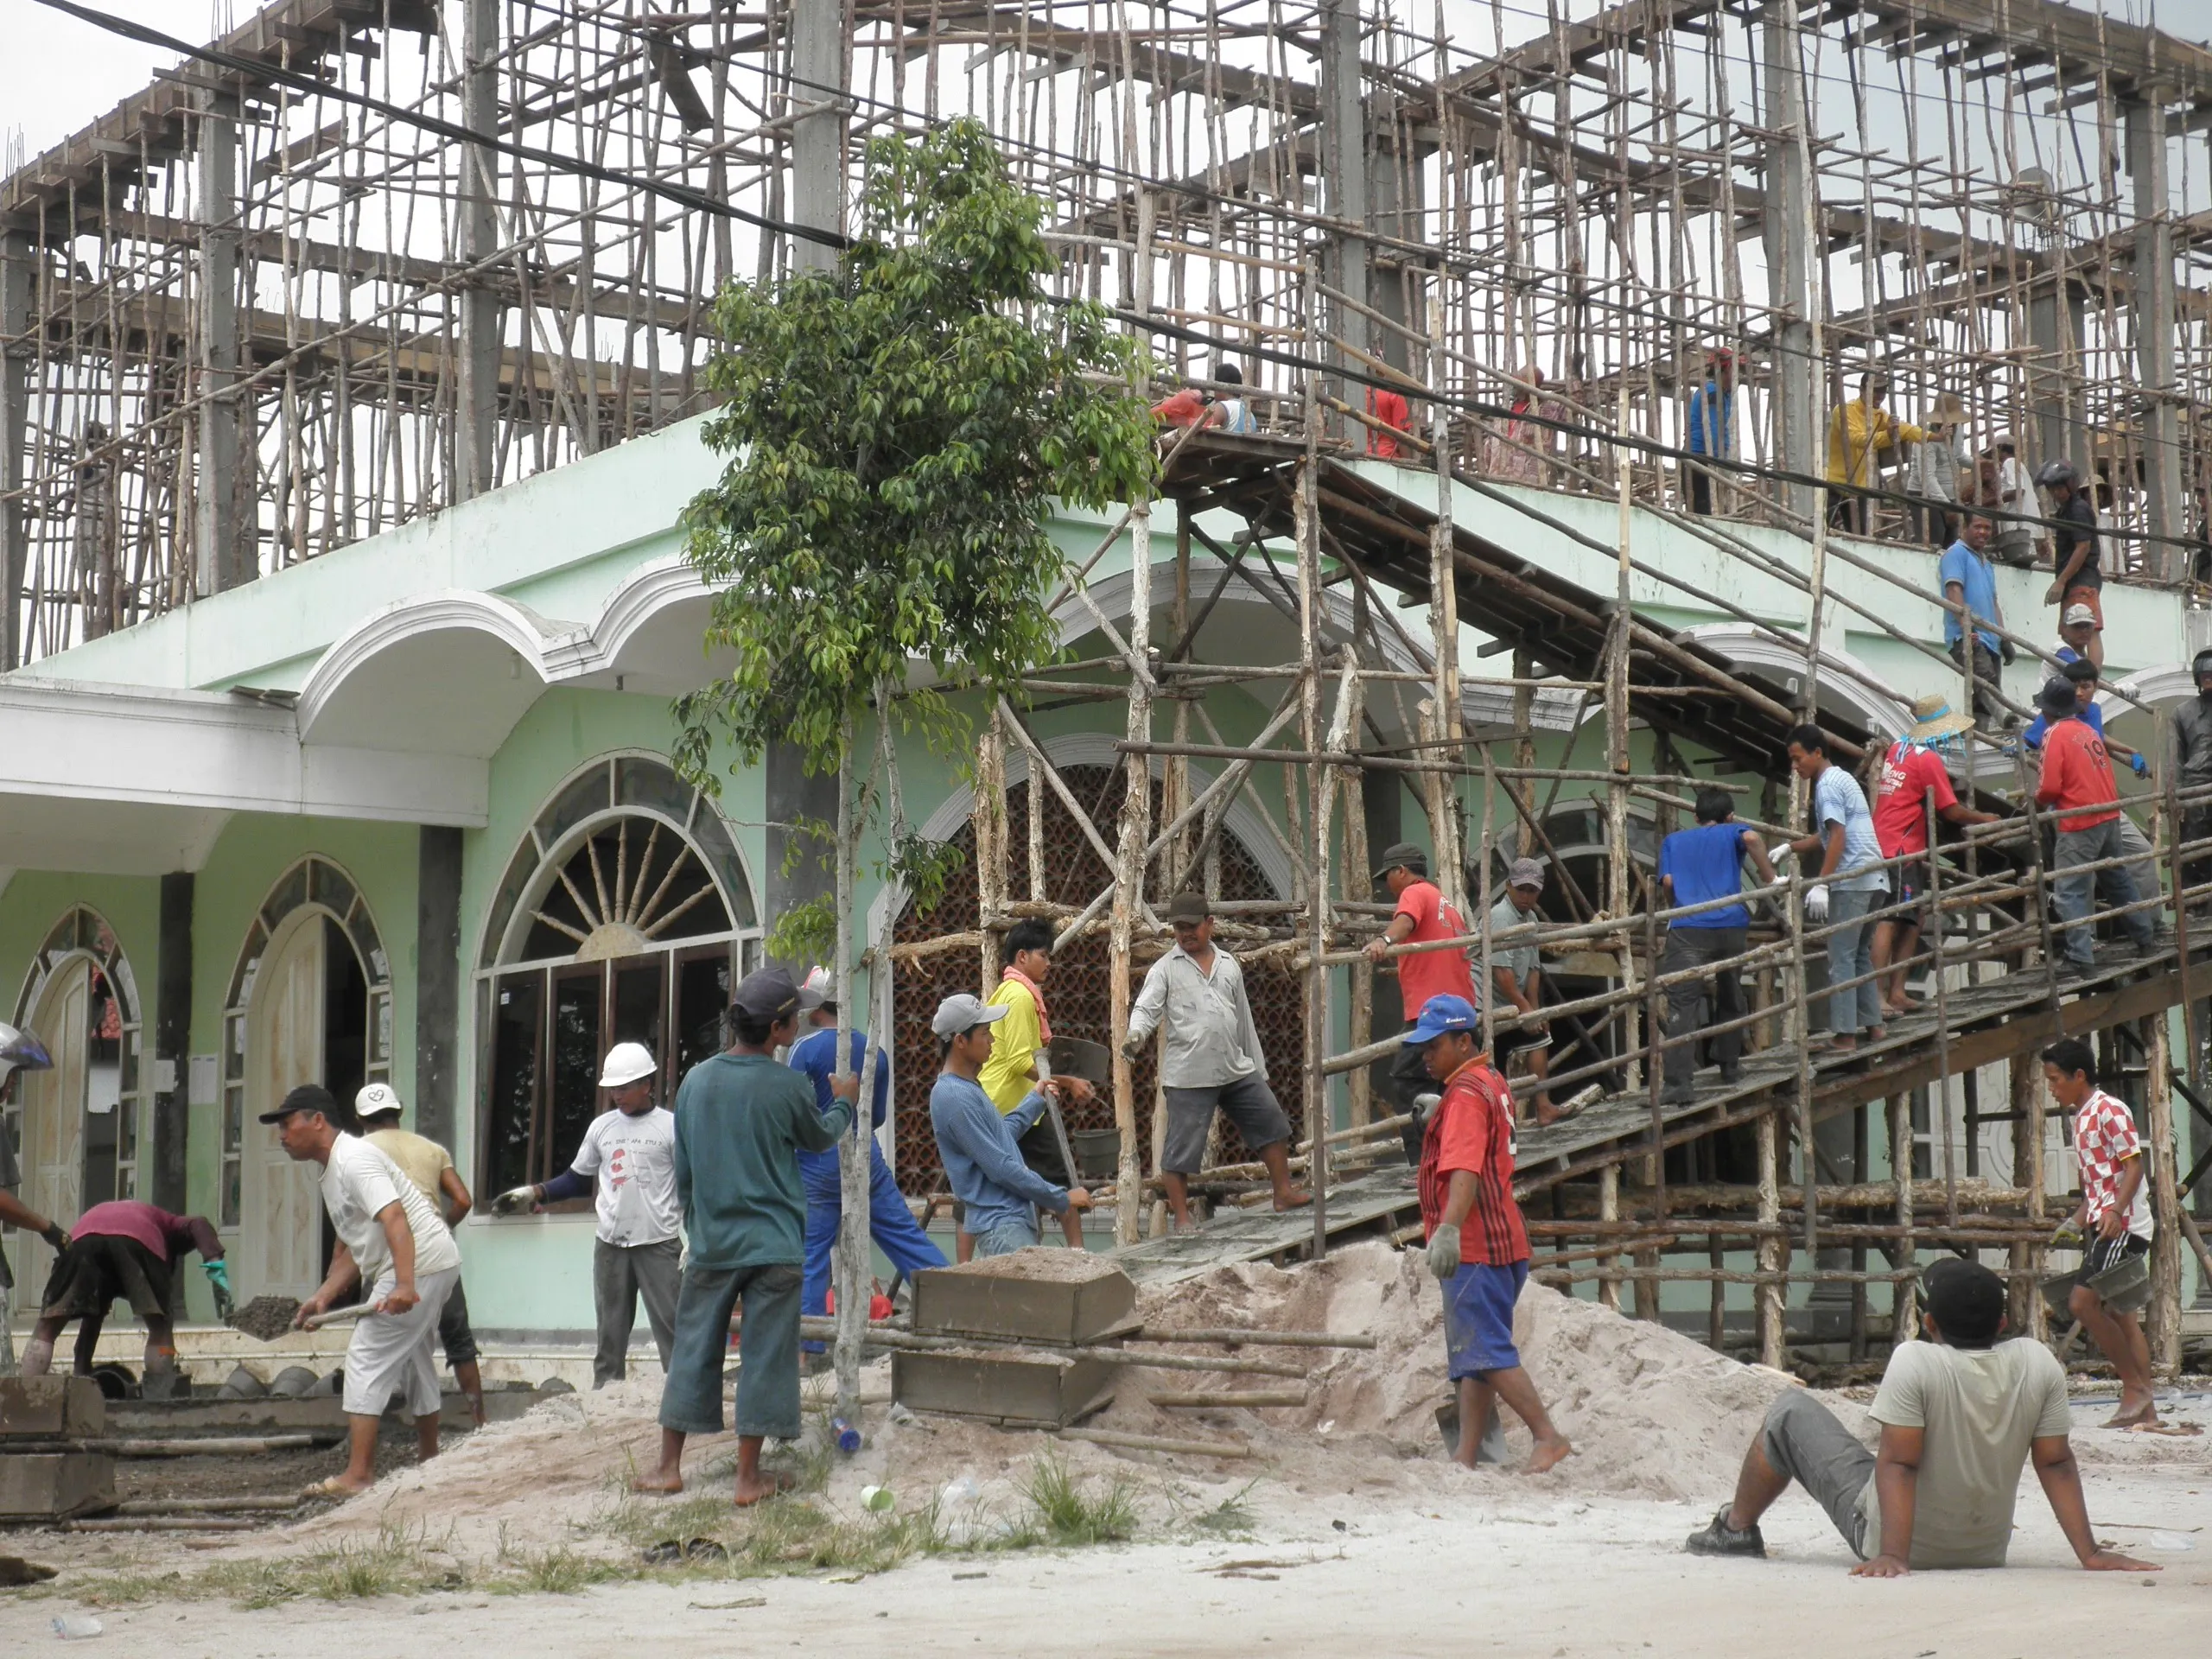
[40,1223,68,1252]
[1999,639,2017,665]
[2129,753,2149,778]
[1121,1033,1147,1063]
[1804,884,1830,924]
[1425,1223,1463,1281]
[2051,1217,2086,1247]
[493,1185,538,1216]
[202,1258,234,1319]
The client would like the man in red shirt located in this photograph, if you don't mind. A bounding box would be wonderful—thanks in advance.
[1406,994,1573,1476]
[1366,385,1412,459]
[1364,842,1477,1121]
[22,1200,227,1387]
[2033,677,2155,976]
[1870,696,1999,1015]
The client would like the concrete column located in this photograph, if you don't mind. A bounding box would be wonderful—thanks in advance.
[0,227,29,670]
[2127,93,2180,578]
[1366,102,1422,378]
[1319,0,1370,398]
[414,826,464,1150]
[789,0,847,276]
[2026,273,2086,482]
[151,873,194,1214]
[1759,2,1816,524]
[457,0,502,499]
[193,92,249,596]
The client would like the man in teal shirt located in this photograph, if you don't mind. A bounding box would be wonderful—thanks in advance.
[632,968,855,1505]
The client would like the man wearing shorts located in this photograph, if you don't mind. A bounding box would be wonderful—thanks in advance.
[276,1084,463,1497]
[1407,994,1572,1476]
[357,1082,486,1425]
[2038,461,2103,671]
[1869,697,1996,1020]
[1124,891,1307,1230]
[22,1199,226,1389]
[2044,1038,2160,1427]
[1686,1258,2152,1577]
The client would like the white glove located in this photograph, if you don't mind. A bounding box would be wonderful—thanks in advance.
[493,1185,537,1215]
[1804,884,1830,923]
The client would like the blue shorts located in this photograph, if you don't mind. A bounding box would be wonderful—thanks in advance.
[1444,1260,1529,1379]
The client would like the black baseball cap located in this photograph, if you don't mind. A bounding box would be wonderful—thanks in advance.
[1373,841,1427,880]
[259,1083,337,1125]
[1922,1257,2006,1347]
[729,967,822,1026]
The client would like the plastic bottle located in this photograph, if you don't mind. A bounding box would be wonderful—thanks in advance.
[830,1415,861,1454]
[942,1474,982,1507]
[51,1616,103,1640]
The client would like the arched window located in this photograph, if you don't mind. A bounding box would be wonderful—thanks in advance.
[9,907,144,1231]
[477,754,758,1197]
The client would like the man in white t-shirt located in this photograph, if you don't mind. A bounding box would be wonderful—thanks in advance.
[493,1042,680,1388]
[269,1084,463,1498]
[1685,1259,2154,1576]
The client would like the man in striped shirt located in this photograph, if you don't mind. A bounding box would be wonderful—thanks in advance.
[1408,994,1573,1475]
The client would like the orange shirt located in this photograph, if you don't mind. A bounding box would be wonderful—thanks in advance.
[2036,717,2120,833]
[1151,389,1214,429]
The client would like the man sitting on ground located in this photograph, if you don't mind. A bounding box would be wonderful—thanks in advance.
[21,1199,227,1390]
[1656,790,1776,1104]
[1407,994,1572,1476]
[1123,891,1307,1229]
[931,993,1092,1258]
[2043,1038,2161,1429]
[1686,1258,2153,1576]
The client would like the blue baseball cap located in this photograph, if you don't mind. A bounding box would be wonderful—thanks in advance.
[1402,994,1479,1045]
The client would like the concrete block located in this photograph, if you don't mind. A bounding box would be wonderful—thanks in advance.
[0,1376,105,1439]
[891,1350,1116,1428]
[911,1251,1136,1346]
[0,1454,116,1519]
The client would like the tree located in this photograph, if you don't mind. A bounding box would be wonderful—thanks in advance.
[674,118,1158,1413]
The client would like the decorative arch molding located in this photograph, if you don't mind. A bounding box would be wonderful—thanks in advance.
[1677,624,1914,739]
[2107,662,2199,712]
[296,591,563,756]
[13,904,139,1037]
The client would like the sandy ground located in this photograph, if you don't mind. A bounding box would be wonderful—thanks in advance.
[5,1243,2207,1656]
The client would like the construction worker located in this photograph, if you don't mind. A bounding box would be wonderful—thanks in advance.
[275,1084,463,1498]
[1404,994,1572,1477]
[0,1025,60,1370]
[496,1042,682,1389]
[20,1200,226,1392]
[2037,461,2103,670]
[1486,859,1560,1126]
[789,968,946,1341]
[1363,842,1477,1121]
[1656,790,1777,1104]
[2173,649,2212,905]
[1683,346,1735,516]
[931,993,1092,1258]
[2044,1039,2160,1430]
[632,970,852,1504]
[1869,698,1998,1020]
[1687,1258,2153,1576]
[971,920,1093,1255]
[357,1083,486,1426]
[1825,371,1923,537]
[2032,677,2155,977]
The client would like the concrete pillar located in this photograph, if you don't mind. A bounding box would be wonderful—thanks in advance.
[2027,274,2087,483]
[150,873,194,1215]
[1759,2,1816,524]
[2127,93,2180,578]
[789,0,847,276]
[414,826,464,1150]
[457,0,502,498]
[0,227,29,669]
[1367,102,1422,378]
[193,92,250,596]
[1319,0,1370,399]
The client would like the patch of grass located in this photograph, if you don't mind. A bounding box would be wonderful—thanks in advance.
[493,1545,629,1596]
[1189,1480,1261,1538]
[73,1523,476,1611]
[1017,1452,1138,1546]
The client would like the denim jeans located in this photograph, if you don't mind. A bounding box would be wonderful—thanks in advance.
[1825,887,1884,1036]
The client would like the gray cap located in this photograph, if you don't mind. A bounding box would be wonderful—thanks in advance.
[1506,856,1548,891]
[730,967,822,1027]
[932,993,1012,1040]
[1373,841,1427,880]
[1164,891,1211,923]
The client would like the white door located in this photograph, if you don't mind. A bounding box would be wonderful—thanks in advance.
[241,917,327,1301]
[17,957,90,1306]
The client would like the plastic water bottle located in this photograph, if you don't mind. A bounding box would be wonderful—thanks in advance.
[51,1616,103,1640]
[831,1415,861,1454]
[942,1475,982,1507]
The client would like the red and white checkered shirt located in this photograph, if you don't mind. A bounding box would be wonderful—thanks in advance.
[2073,1089,2152,1241]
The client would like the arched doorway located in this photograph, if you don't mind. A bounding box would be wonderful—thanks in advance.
[221,857,391,1301]
[474,753,759,1199]
[8,907,143,1301]
[889,760,1300,1196]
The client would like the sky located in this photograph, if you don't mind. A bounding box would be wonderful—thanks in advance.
[3,0,2202,170]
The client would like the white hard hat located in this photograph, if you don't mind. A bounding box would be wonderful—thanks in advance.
[0,1022,54,1093]
[599,1042,658,1089]
[800,965,834,1000]
[354,1081,404,1120]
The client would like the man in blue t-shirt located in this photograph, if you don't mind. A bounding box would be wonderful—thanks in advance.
[1684,348,1736,516]
[1937,513,2012,725]
[1657,790,1777,1103]
[787,969,946,1345]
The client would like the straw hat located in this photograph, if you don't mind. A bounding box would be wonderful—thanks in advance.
[1904,693,1974,743]
[1929,391,1967,427]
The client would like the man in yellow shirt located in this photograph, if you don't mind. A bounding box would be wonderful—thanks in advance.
[967,921,1092,1256]
[1825,372,1923,537]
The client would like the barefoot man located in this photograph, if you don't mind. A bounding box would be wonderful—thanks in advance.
[274,1084,462,1497]
[633,969,854,1505]
[1123,891,1308,1230]
[2044,1038,2162,1428]
[1406,995,1572,1475]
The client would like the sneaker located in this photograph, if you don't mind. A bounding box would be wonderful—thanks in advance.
[1684,1506,1766,1558]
